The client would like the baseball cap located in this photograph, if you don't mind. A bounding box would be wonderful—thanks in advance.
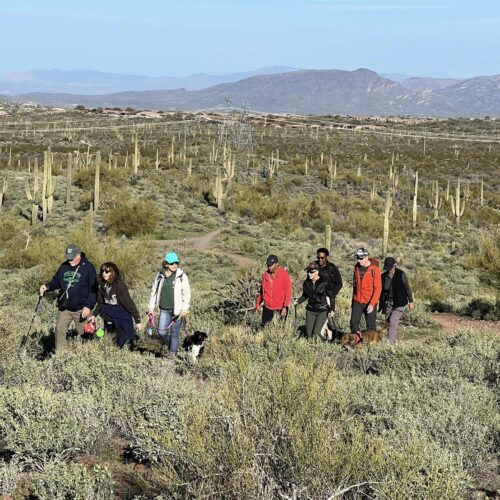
[64,244,81,261]
[164,252,180,264]
[266,254,279,267]
[383,257,396,270]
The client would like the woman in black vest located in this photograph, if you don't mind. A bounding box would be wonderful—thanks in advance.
[295,261,330,338]
[379,257,414,342]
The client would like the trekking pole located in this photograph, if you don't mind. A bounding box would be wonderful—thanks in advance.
[22,294,43,347]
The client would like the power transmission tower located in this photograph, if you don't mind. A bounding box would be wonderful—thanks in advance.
[218,98,253,151]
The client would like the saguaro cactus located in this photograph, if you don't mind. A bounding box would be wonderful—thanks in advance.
[66,152,72,205]
[94,154,100,211]
[325,224,332,252]
[0,175,7,211]
[133,134,140,176]
[213,169,224,211]
[25,158,40,225]
[450,178,466,226]
[382,190,393,259]
[429,180,442,220]
[412,171,418,228]
[42,149,56,221]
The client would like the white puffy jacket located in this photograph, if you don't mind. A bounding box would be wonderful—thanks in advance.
[148,269,191,316]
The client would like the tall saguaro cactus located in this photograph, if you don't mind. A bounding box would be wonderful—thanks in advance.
[42,149,56,221]
[25,157,40,225]
[429,179,442,220]
[325,224,332,252]
[412,171,418,228]
[450,178,466,226]
[133,134,140,176]
[66,152,72,205]
[382,190,393,259]
[0,175,7,211]
[94,153,100,211]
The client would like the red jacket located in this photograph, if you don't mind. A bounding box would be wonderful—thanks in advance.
[256,266,292,311]
[352,258,382,307]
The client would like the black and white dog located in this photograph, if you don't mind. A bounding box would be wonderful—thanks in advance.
[182,331,209,362]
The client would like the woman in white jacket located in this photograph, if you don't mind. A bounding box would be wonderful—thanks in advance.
[148,252,191,356]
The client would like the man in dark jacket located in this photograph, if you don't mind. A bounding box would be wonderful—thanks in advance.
[39,244,97,351]
[379,257,414,342]
[316,247,343,312]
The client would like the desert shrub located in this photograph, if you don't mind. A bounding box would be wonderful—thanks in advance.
[0,234,64,271]
[0,213,28,243]
[412,269,447,302]
[143,327,470,498]
[337,331,499,390]
[429,299,454,313]
[72,165,127,191]
[104,199,158,237]
[401,302,435,328]
[333,209,383,238]
[462,297,500,320]
[28,462,114,500]
[463,228,500,289]
[0,459,22,496]
[338,374,498,471]
[0,385,112,468]
[67,222,154,285]
[213,269,261,325]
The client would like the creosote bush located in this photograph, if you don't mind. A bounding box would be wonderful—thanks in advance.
[104,198,158,237]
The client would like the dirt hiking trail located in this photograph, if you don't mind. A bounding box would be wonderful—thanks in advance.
[431,313,500,334]
[160,228,257,268]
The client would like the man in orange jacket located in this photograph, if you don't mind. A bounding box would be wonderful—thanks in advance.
[256,254,292,327]
[350,247,382,333]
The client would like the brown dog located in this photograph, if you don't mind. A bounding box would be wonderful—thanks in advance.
[340,330,382,349]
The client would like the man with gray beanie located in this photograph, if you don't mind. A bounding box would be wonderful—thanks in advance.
[39,244,97,351]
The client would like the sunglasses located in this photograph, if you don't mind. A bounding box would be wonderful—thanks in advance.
[168,261,179,265]
[307,269,318,274]
[101,269,112,274]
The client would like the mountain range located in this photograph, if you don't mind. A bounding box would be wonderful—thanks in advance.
[1,67,499,117]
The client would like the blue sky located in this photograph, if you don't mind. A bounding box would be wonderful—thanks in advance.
[1,0,499,78]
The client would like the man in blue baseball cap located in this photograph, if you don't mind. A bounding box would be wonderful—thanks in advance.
[148,251,191,356]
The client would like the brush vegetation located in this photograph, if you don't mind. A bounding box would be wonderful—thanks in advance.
[0,103,498,497]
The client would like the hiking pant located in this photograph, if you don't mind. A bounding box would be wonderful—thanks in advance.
[350,301,377,332]
[262,306,288,327]
[305,310,328,339]
[100,304,135,349]
[55,309,85,351]
[386,306,405,342]
[158,309,182,354]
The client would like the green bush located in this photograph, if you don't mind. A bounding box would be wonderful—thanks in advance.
[28,462,114,500]
[0,459,22,496]
[0,385,112,468]
[463,298,500,320]
[104,199,159,237]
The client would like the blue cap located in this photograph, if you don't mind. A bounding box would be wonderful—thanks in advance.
[164,252,179,264]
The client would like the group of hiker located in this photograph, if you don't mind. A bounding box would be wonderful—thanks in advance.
[38,242,413,355]
[256,247,414,342]
[39,244,191,355]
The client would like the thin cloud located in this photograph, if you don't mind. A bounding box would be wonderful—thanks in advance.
[307,0,458,10]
